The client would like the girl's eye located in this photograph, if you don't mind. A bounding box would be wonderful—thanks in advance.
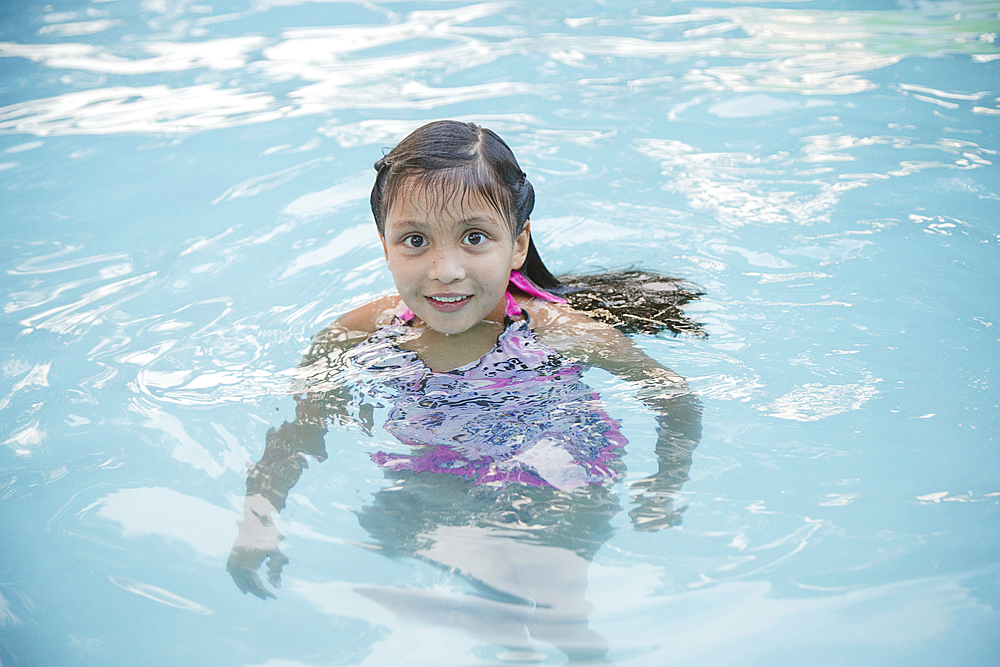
[403,235,426,248]
[464,231,486,246]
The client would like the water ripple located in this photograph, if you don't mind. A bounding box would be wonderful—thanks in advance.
[108,576,214,615]
[1,2,995,136]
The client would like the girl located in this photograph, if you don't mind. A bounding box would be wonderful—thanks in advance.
[229,121,703,663]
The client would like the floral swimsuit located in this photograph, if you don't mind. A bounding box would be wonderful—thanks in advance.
[343,272,627,491]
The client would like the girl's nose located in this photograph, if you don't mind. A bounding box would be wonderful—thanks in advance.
[428,245,466,283]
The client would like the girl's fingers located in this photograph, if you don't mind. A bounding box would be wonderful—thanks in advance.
[267,551,290,588]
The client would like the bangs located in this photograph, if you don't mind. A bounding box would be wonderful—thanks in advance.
[370,120,533,238]
[381,165,516,234]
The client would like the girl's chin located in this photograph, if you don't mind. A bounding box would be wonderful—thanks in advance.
[411,309,472,334]
[416,310,499,336]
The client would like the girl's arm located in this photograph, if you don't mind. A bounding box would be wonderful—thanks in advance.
[240,297,398,516]
[532,301,703,531]
[228,295,400,597]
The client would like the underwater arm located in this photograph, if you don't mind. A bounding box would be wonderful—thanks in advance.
[228,302,393,598]
[538,306,703,531]
[589,329,702,530]
[626,368,702,531]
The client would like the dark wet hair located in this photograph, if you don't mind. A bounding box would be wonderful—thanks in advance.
[371,121,705,337]
[558,270,706,337]
[371,121,531,233]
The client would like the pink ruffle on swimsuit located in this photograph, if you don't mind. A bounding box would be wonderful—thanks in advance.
[345,271,627,491]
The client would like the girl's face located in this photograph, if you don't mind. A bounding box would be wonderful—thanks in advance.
[382,181,530,335]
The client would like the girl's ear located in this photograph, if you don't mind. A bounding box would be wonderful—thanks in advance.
[511,223,530,270]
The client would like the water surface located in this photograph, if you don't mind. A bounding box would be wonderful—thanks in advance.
[1,1,998,665]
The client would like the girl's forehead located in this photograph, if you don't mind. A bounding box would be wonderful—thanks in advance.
[388,179,506,223]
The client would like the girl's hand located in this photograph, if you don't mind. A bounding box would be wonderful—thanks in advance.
[227,494,287,599]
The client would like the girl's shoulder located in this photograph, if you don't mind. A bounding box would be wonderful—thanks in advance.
[298,295,403,369]
[334,294,405,334]
[520,296,622,351]
[303,294,403,366]
[309,295,403,355]
[520,296,593,332]
[519,295,651,369]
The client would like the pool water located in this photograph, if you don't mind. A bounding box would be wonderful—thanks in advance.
[1,0,998,665]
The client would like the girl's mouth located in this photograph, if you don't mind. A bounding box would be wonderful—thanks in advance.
[426,294,471,312]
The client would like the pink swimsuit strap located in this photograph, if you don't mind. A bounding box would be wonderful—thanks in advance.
[396,270,565,323]
[505,269,566,317]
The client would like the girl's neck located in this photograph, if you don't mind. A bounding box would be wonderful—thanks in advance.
[399,318,507,373]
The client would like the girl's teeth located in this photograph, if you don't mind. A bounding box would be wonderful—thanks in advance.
[432,296,466,303]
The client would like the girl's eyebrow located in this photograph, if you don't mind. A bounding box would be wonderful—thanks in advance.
[386,218,434,234]
[390,219,423,230]
[457,216,501,227]
[391,216,502,230]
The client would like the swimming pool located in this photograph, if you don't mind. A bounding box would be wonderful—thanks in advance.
[1,0,998,664]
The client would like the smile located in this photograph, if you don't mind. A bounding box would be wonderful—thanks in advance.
[426,294,472,312]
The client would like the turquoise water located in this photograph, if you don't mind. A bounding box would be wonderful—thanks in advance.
[2,0,999,665]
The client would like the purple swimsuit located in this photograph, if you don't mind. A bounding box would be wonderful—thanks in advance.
[345,272,627,491]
